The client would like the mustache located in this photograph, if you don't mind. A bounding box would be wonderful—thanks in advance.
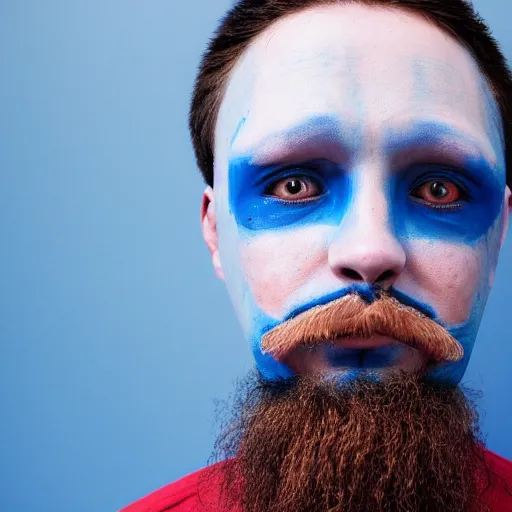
[261,292,464,364]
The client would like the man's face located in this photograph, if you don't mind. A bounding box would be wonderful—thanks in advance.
[202,4,511,385]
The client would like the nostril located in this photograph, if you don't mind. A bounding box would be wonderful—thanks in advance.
[376,269,395,283]
[341,268,364,281]
[340,267,396,284]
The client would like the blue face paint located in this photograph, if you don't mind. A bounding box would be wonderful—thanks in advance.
[252,285,378,380]
[229,157,351,231]
[258,284,375,340]
[248,278,488,385]
[231,117,247,146]
[229,115,362,232]
[251,284,448,381]
[230,118,504,240]
[322,287,454,379]
[283,284,377,321]
[392,161,502,244]
[248,302,295,381]
[425,301,484,385]
[386,122,505,245]
[226,116,506,386]
[326,345,405,368]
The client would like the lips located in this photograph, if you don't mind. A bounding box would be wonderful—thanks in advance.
[326,345,408,369]
[285,334,425,372]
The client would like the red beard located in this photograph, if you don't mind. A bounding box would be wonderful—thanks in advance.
[211,371,492,512]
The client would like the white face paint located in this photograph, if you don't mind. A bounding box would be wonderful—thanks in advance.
[202,4,510,384]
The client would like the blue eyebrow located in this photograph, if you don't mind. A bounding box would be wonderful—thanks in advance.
[384,120,498,172]
[229,114,360,161]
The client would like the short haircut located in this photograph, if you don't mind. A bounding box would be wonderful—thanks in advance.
[189,0,512,188]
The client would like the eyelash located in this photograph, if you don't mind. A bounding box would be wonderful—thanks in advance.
[263,171,325,196]
[410,198,463,211]
[261,167,472,211]
[409,176,471,210]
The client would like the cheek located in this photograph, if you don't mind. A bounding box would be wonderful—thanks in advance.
[239,225,329,318]
[403,240,482,325]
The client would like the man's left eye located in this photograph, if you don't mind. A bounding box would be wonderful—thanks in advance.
[410,180,463,206]
[265,176,323,201]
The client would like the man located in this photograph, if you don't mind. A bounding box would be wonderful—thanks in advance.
[122,0,512,510]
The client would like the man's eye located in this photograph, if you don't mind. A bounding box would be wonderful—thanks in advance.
[265,176,323,201]
[410,180,462,206]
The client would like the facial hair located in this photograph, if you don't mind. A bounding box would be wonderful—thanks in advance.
[210,371,492,512]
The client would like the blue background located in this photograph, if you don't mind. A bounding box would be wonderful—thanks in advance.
[1,1,511,511]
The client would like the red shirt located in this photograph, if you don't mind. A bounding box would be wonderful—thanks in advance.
[120,450,512,512]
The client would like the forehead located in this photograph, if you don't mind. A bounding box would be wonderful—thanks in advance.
[214,4,502,170]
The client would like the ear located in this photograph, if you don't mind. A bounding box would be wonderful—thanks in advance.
[201,187,224,280]
[499,186,512,249]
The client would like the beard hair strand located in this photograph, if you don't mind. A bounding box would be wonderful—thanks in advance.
[207,370,493,512]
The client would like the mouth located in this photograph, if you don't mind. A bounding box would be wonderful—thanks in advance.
[322,335,405,368]
[329,334,397,350]
[326,344,414,369]
[285,335,428,373]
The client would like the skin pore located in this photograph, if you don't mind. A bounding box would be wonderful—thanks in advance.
[201,4,512,385]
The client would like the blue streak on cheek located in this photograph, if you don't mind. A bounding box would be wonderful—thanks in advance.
[248,304,294,380]
[281,284,377,322]
[230,117,247,146]
[389,288,436,319]
[228,158,352,231]
[253,346,294,380]
[425,311,481,385]
[391,155,504,245]
[391,286,482,386]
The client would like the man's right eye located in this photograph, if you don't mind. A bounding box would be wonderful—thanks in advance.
[264,176,323,202]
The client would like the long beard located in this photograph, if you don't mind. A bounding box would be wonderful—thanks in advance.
[211,371,491,512]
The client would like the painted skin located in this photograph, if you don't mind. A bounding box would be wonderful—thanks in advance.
[201,4,512,385]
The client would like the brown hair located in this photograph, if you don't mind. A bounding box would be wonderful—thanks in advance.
[189,0,512,188]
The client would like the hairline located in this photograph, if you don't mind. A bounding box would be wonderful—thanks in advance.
[210,3,506,182]
[190,0,511,189]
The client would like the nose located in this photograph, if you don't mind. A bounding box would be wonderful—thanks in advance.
[328,201,406,290]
